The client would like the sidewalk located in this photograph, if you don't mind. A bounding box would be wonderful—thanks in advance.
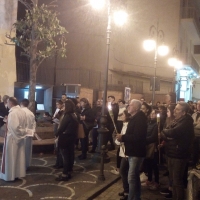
[0,145,173,200]
[0,148,121,200]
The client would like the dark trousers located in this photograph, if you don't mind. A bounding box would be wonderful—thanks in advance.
[120,157,129,194]
[146,154,159,184]
[107,123,114,146]
[91,128,98,151]
[192,137,200,165]
[55,147,63,167]
[168,157,187,200]
[80,129,90,157]
[117,147,122,168]
[117,121,123,133]
[60,144,75,175]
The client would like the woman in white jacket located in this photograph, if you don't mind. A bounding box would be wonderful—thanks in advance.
[116,110,131,200]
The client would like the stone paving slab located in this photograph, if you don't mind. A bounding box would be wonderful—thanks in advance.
[0,149,119,200]
[0,146,176,200]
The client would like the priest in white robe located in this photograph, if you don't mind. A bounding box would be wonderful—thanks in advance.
[20,99,36,168]
[0,97,27,181]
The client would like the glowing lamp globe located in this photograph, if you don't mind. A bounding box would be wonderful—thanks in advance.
[168,57,177,67]
[158,45,169,56]
[90,0,105,9]
[113,10,128,26]
[143,39,156,51]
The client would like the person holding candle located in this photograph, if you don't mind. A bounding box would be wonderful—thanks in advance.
[116,110,131,200]
[107,95,119,151]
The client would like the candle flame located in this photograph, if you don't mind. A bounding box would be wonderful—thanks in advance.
[108,105,112,110]
[157,113,160,118]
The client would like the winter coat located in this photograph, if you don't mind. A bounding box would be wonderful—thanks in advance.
[122,111,147,157]
[56,113,79,148]
[162,114,194,159]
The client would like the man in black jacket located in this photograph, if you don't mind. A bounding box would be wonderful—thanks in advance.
[117,99,147,200]
[0,95,9,127]
[162,102,194,200]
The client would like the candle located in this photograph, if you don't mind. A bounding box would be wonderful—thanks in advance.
[108,104,112,111]
[157,113,160,123]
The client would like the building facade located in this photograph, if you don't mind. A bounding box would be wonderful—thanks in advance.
[14,0,200,104]
[0,0,17,97]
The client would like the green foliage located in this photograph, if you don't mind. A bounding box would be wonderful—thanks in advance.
[11,2,67,67]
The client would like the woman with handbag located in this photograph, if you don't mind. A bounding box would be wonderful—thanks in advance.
[78,98,95,160]
[55,100,79,181]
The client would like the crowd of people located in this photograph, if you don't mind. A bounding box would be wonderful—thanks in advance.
[0,93,200,200]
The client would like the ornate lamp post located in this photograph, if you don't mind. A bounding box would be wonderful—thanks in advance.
[90,0,127,181]
[143,22,169,106]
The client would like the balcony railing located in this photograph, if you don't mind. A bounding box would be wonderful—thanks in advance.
[181,7,200,36]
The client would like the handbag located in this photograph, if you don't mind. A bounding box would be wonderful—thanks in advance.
[82,120,97,130]
[146,143,156,159]
[77,124,85,138]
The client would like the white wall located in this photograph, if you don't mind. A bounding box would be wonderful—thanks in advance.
[0,0,17,97]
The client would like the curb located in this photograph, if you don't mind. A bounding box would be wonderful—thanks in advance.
[86,176,121,200]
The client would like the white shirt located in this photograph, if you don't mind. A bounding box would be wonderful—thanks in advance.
[115,122,128,157]
[21,107,36,137]
[7,105,27,142]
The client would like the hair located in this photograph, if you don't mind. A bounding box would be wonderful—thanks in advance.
[108,95,115,100]
[165,104,176,128]
[70,98,78,106]
[131,99,142,110]
[80,98,89,105]
[123,109,131,122]
[178,102,190,114]
[62,94,66,96]
[142,102,152,116]
[56,100,63,105]
[21,99,29,107]
[118,99,125,104]
[44,112,51,117]
[8,97,18,106]
[3,95,9,103]
[158,105,167,113]
[65,99,75,114]
[151,108,159,116]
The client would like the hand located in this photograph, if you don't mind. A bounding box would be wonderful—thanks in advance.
[80,115,85,121]
[158,144,163,149]
[116,133,122,142]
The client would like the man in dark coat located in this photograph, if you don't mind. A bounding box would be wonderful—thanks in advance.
[162,102,194,200]
[117,99,147,200]
[0,95,9,127]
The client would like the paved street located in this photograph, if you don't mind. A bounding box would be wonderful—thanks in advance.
[0,146,171,200]
[0,148,120,200]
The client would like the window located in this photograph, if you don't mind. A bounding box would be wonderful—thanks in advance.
[24,91,37,100]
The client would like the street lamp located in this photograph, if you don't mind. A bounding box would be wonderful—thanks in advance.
[90,0,127,181]
[168,46,183,93]
[143,22,169,106]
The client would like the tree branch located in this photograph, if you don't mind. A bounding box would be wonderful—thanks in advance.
[18,0,32,10]
[4,40,15,46]
[37,57,46,68]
